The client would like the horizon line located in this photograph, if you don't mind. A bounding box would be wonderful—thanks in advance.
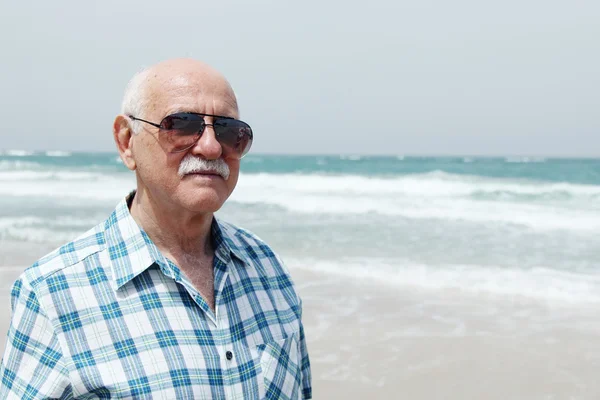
[0,148,599,160]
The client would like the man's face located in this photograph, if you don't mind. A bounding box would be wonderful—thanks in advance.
[130,70,241,214]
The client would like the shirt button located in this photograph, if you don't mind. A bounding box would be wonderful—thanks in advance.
[226,351,233,360]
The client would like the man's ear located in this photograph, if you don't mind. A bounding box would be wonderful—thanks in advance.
[113,115,136,171]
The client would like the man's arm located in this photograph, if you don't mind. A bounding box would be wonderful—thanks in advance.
[0,278,71,399]
[298,299,312,400]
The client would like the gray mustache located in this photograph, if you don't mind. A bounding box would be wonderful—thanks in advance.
[178,156,230,180]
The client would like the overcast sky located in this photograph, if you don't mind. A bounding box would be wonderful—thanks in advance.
[0,0,598,156]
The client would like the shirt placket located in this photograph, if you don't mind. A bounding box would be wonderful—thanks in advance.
[216,299,237,399]
[214,251,238,399]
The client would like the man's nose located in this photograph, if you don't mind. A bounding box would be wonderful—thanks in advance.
[191,124,223,160]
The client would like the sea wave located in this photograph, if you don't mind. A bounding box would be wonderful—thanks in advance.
[0,225,84,244]
[1,168,597,198]
[3,150,35,157]
[0,169,598,231]
[228,172,600,231]
[0,160,45,170]
[45,150,72,157]
[0,159,122,172]
[236,171,600,198]
[230,191,600,231]
[0,216,100,243]
[287,258,600,304]
[0,170,107,181]
[0,171,134,201]
[505,156,547,163]
[0,216,101,230]
[339,155,362,161]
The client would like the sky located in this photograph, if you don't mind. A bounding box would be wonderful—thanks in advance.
[0,0,598,157]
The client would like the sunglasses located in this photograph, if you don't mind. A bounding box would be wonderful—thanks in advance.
[128,112,253,158]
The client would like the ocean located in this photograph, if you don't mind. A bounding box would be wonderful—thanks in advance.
[0,150,599,304]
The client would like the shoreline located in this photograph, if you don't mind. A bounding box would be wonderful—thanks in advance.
[294,269,600,399]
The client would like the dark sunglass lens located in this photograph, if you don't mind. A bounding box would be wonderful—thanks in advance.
[162,113,205,135]
[160,115,175,130]
[161,113,206,151]
[214,119,253,158]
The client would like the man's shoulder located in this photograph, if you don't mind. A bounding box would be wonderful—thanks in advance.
[217,219,290,276]
[218,219,302,310]
[19,223,107,292]
[217,219,271,248]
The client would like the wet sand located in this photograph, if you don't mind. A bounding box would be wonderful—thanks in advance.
[296,270,600,399]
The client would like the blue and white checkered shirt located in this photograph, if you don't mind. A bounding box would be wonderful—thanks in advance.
[0,195,312,399]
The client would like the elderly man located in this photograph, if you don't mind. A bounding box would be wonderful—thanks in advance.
[0,59,311,399]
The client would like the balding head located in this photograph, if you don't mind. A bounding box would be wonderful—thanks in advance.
[121,59,238,133]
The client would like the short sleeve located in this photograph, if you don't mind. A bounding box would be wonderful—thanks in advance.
[298,298,312,399]
[0,278,72,399]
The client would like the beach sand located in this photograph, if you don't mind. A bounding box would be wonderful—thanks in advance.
[296,269,600,399]
[1,252,599,399]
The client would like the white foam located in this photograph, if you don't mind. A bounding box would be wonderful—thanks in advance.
[45,151,71,157]
[230,173,600,232]
[287,258,600,304]
[0,171,134,201]
[340,155,362,161]
[0,216,100,230]
[236,171,600,198]
[0,216,98,243]
[1,168,599,232]
[505,157,547,163]
[0,170,103,181]
[0,225,82,243]
[0,160,43,170]
[5,150,35,157]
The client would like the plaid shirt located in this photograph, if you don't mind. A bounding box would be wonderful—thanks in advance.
[0,195,311,399]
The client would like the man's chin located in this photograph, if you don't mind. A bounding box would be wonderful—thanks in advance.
[176,187,230,214]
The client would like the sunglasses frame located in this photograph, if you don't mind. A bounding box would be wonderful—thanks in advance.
[127,112,253,157]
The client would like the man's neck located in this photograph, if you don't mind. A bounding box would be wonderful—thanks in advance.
[128,190,214,260]
[128,190,218,312]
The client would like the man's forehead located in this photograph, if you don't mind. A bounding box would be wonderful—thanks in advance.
[148,73,238,117]
[164,100,239,119]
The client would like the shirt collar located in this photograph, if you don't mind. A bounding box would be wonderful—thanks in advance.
[211,216,249,266]
[104,192,246,291]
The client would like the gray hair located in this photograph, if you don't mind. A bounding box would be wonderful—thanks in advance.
[120,67,151,134]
